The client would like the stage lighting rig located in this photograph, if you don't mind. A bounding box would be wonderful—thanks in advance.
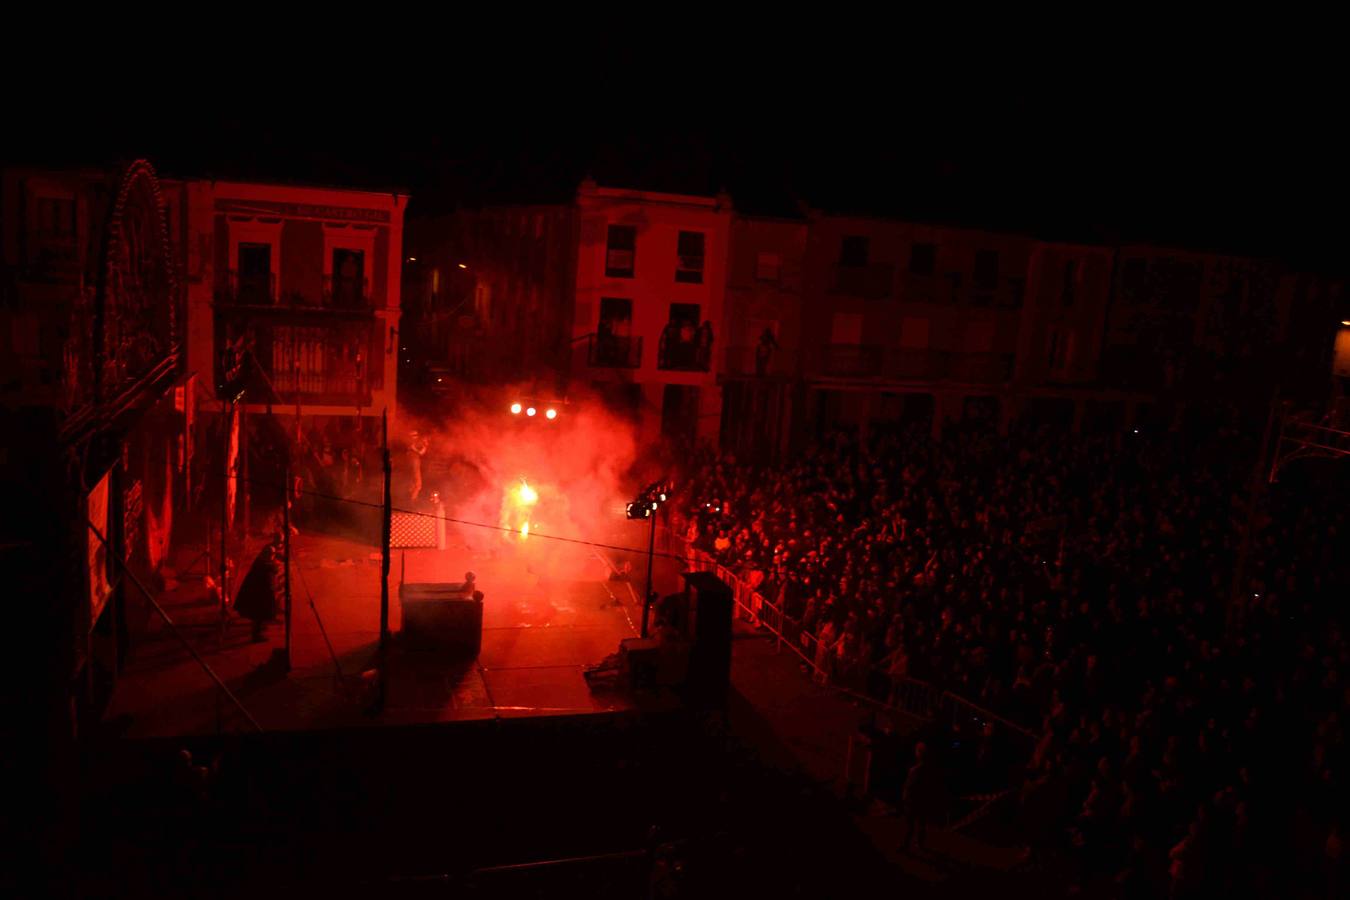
[625,478,674,637]
[626,479,673,519]
[509,396,563,421]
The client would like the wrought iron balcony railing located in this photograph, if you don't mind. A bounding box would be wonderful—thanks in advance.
[657,335,712,372]
[215,306,382,406]
[813,344,885,378]
[217,269,278,306]
[831,264,895,300]
[587,333,643,369]
[322,274,372,310]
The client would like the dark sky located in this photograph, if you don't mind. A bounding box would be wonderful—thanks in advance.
[7,48,1343,268]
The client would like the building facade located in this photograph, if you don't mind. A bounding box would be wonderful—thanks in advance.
[185,180,407,429]
[407,181,733,443]
[572,181,733,444]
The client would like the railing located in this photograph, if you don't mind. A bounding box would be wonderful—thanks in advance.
[812,344,886,378]
[322,274,372,310]
[831,263,895,300]
[217,270,277,306]
[883,348,950,380]
[215,306,381,405]
[587,333,643,369]
[665,530,1038,750]
[945,351,1013,384]
[657,334,712,372]
[722,345,798,378]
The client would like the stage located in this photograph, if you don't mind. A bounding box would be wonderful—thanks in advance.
[103,526,661,737]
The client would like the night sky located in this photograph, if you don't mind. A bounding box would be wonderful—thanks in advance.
[7,49,1343,268]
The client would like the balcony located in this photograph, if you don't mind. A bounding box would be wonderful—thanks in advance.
[322,274,373,310]
[806,346,1014,384]
[946,352,1013,384]
[587,333,643,369]
[217,269,278,306]
[657,328,712,372]
[215,305,382,406]
[813,344,885,378]
[884,349,950,380]
[896,272,944,304]
[723,345,797,378]
[831,264,895,300]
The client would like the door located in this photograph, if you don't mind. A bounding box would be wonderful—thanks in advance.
[238,243,272,304]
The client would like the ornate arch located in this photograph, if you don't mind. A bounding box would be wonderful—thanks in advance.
[94,159,180,401]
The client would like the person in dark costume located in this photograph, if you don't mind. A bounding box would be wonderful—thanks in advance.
[234,534,284,642]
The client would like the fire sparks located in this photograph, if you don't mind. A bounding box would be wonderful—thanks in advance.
[516,479,538,506]
[520,521,529,538]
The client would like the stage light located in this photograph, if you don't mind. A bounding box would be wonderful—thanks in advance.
[545,408,557,420]
[510,402,522,414]
[659,493,666,502]
[526,407,536,417]
[458,263,468,269]
[651,501,658,510]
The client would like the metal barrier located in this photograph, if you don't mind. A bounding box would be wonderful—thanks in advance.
[663,529,1037,748]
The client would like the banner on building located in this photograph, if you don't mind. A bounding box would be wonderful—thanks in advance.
[88,472,112,628]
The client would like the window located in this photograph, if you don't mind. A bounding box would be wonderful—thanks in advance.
[331,248,366,308]
[661,303,704,370]
[676,231,705,283]
[755,251,782,282]
[36,197,75,240]
[598,297,633,336]
[910,243,936,276]
[606,225,637,278]
[840,235,869,267]
[831,313,864,345]
[1062,259,1079,308]
[237,243,273,304]
[974,250,999,291]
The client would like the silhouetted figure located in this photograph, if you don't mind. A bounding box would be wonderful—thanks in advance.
[696,320,714,370]
[755,327,779,376]
[234,534,284,642]
[407,431,428,501]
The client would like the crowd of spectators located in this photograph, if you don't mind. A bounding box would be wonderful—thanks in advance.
[671,413,1348,897]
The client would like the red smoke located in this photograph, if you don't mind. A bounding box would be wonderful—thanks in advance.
[398,383,646,579]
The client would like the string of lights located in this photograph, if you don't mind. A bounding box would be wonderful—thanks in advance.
[232,473,692,563]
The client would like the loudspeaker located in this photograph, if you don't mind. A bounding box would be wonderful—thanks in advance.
[399,582,483,656]
[681,571,733,706]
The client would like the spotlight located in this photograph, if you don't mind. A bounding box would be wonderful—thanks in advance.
[510,403,522,414]
[458,263,468,269]
[545,408,557,420]
[651,502,658,510]
[659,493,666,502]
[526,407,536,417]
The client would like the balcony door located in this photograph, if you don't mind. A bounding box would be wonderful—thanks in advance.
[662,303,700,370]
[238,243,272,304]
[331,248,365,309]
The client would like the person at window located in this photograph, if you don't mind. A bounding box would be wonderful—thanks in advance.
[696,320,714,370]
[755,328,779,376]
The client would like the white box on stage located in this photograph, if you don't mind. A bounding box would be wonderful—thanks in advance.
[399,582,482,656]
